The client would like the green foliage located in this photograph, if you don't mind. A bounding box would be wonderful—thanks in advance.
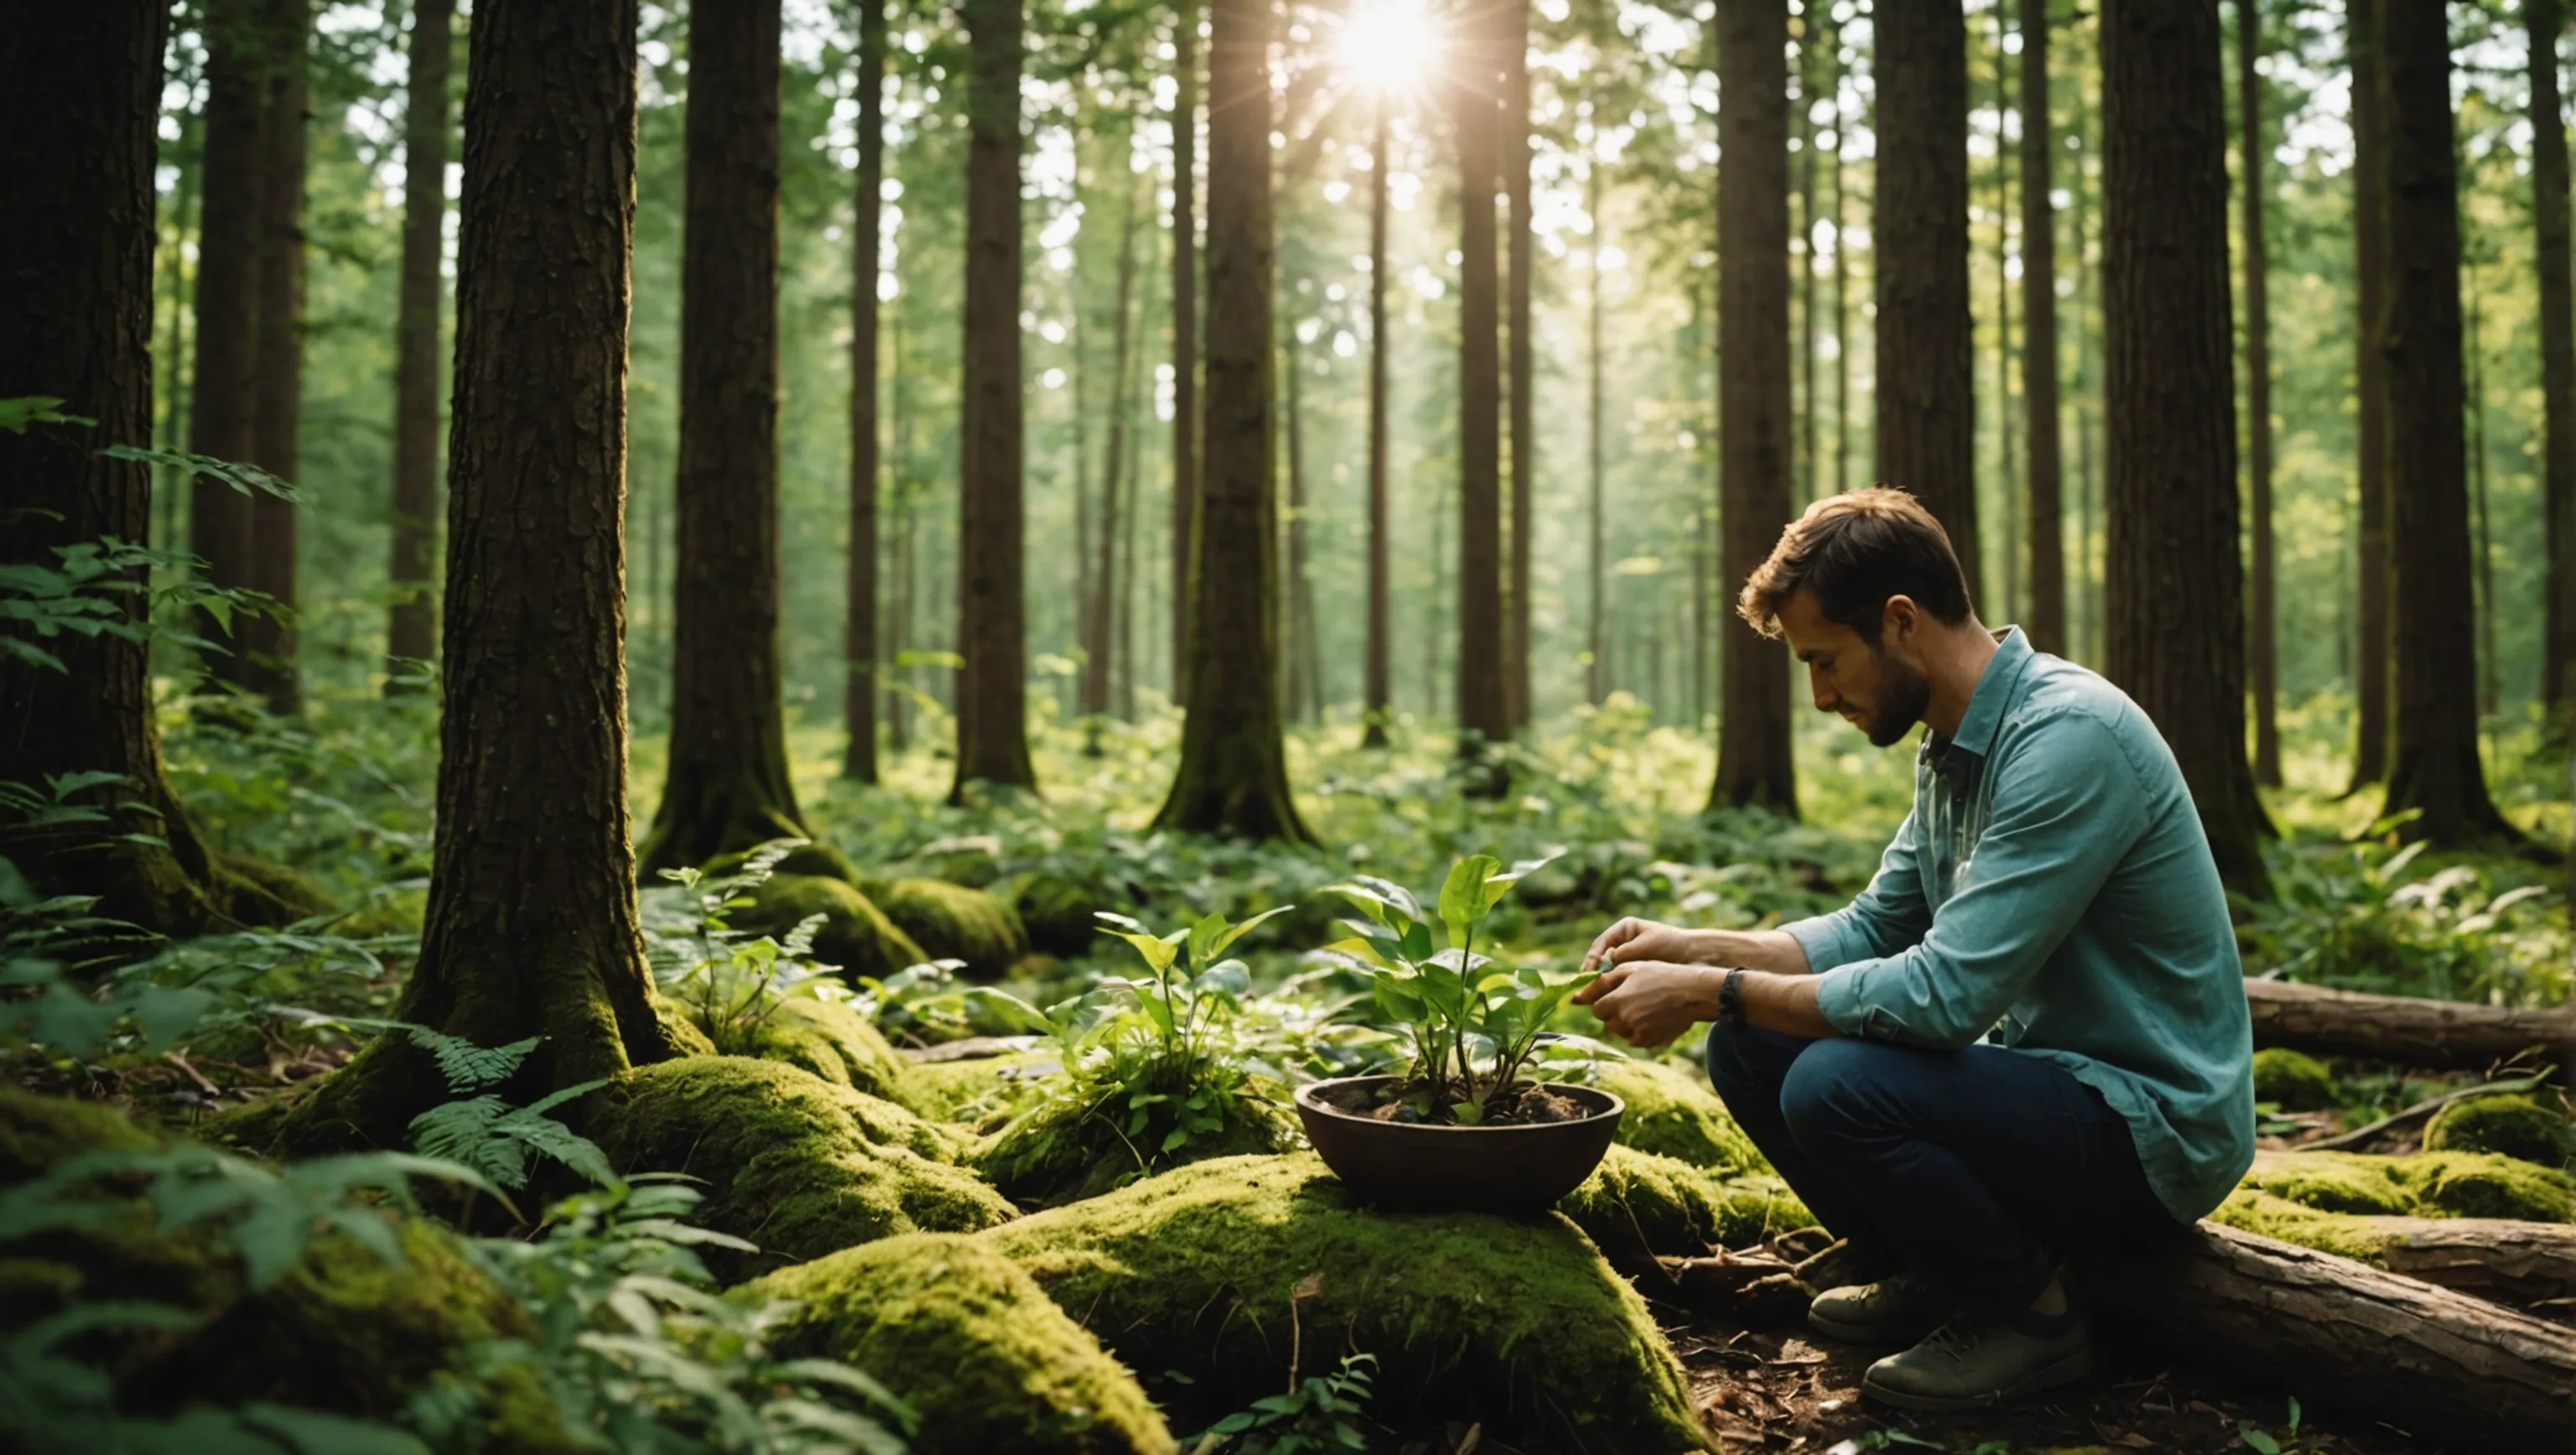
[2422,1094,2575,1169]
[643,839,853,1056]
[2238,834,2568,1006]
[0,529,279,673]
[1318,852,1593,1123]
[2249,1048,2340,1114]
[1189,1353,1378,1455]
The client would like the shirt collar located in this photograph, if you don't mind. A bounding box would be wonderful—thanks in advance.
[1935,626,2033,761]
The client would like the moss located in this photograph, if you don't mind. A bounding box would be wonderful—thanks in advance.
[2423,1094,2575,1169]
[1558,1144,1812,1265]
[910,1051,1056,1125]
[217,850,337,921]
[735,872,928,984]
[699,841,865,885]
[0,1086,157,1177]
[1007,871,1102,958]
[866,877,1030,981]
[974,1086,1300,1207]
[1592,1057,1768,1176]
[752,1234,1176,1455]
[589,1057,1014,1279]
[716,996,926,1113]
[2239,1149,2576,1224]
[2250,1048,2340,1112]
[983,1153,1712,1453]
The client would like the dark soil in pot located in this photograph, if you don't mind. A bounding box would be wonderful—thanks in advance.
[1293,1073,1624,1213]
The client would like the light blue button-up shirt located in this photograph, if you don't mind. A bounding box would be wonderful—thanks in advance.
[1779,627,2256,1224]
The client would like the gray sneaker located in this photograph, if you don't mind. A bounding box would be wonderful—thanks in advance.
[1859,1312,2092,1411]
[1805,1271,1958,1345]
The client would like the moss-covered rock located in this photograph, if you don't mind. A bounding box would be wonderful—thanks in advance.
[1006,871,1102,958]
[752,1234,1176,1455]
[699,841,866,885]
[982,1154,1712,1453]
[1558,1144,1812,1265]
[2423,1094,2575,1169]
[735,872,928,984]
[2250,1047,2340,1112]
[974,1086,1300,1207]
[1593,1057,1768,1176]
[0,1091,571,1450]
[2239,1149,2574,1224]
[715,996,924,1113]
[590,1057,1014,1278]
[909,1051,1055,1125]
[865,877,1030,981]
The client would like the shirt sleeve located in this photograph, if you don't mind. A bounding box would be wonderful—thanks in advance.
[1811,714,2149,1048]
[1779,806,1934,973]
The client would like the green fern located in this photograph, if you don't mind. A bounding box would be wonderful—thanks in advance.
[401,1026,541,1095]
[405,1076,613,1192]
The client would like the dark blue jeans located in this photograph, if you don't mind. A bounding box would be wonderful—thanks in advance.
[1706,1022,2176,1316]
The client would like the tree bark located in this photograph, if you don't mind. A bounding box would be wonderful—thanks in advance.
[387,0,451,690]
[2533,0,2576,718]
[1284,332,1316,725]
[2085,1222,2576,1454]
[844,0,886,782]
[1505,0,1535,735]
[2242,977,2576,1075]
[240,0,306,718]
[643,0,809,874]
[2349,0,2393,788]
[2361,1217,2576,1308]
[953,0,1037,798]
[1170,1,1201,706]
[279,0,702,1151]
[2021,0,2065,654]
[1363,98,1392,747]
[1992,6,2017,620]
[0,0,311,935]
[2100,0,2272,900]
[1083,179,1141,729]
[1454,0,1507,752]
[2240,0,2279,787]
[1151,0,1309,842]
[1796,20,1819,511]
[1587,168,1607,709]
[1873,0,1979,595]
[189,0,267,689]
[2375,0,2516,848]
[1712,0,1797,815]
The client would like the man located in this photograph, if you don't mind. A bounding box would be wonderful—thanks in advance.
[1575,488,2252,1411]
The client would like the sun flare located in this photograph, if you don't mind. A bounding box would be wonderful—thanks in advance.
[1332,0,1446,99]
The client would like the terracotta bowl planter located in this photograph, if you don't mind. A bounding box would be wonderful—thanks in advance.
[1292,1074,1624,1214]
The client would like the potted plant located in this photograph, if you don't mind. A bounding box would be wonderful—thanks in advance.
[1295,853,1622,1213]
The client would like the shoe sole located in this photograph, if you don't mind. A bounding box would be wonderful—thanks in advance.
[1805,1307,1948,1347]
[1857,1345,2094,1412]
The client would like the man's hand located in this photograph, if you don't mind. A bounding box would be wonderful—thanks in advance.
[1574,961,1723,1048]
[1581,917,1710,977]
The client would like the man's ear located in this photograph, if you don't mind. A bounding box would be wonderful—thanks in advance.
[1883,594,1919,643]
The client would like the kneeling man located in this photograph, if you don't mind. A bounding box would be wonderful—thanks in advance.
[1576,488,2252,1410]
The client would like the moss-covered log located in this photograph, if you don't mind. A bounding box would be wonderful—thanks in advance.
[1557,1143,1810,1266]
[701,995,925,1112]
[589,1056,1013,1278]
[2245,978,2576,1078]
[982,1154,1711,1452]
[1592,1057,1768,1175]
[2249,1047,2338,1110]
[863,876,1029,980]
[974,1083,1298,1207]
[2423,1094,2574,1168]
[752,1234,1177,1455]
[736,872,927,984]
[2241,1147,2573,1223]
[2210,1191,2576,1306]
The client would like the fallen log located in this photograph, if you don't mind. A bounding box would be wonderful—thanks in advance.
[2244,979,2576,1077]
[2366,1217,2576,1308]
[2085,1221,2576,1453]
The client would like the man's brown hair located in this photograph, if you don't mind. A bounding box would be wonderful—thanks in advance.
[1737,487,1976,642]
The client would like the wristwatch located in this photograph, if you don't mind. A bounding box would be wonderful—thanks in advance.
[1716,966,1748,1025]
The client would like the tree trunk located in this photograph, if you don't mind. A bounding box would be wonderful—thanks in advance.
[2376,0,2516,848]
[953,0,1037,798]
[2072,69,2098,661]
[1712,0,1797,815]
[278,0,702,1151]
[2349,0,2393,788]
[1083,179,1140,730]
[1505,0,1535,735]
[2542,0,2576,720]
[157,116,200,559]
[1363,98,1392,747]
[240,0,306,718]
[1873,0,1978,593]
[2240,0,2280,787]
[1453,0,1507,753]
[387,0,451,690]
[1151,0,1310,843]
[888,305,912,752]
[1796,23,1818,510]
[189,0,267,689]
[1284,334,1315,725]
[1992,5,2016,621]
[844,0,886,782]
[1170,1,1201,705]
[1587,169,1607,709]
[2242,978,2576,1075]
[0,0,309,935]
[2085,1222,2576,1454]
[2100,0,2272,900]
[2359,1218,2576,1308]
[2021,0,2065,654]
[644,0,810,873]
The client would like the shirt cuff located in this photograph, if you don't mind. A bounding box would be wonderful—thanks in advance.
[1814,962,1911,1042]
[1781,913,1867,974]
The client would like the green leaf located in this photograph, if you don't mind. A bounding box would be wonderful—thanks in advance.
[1184,911,1230,969]
[0,397,92,432]
[1208,904,1296,958]
[1102,930,1179,976]
[1448,1101,1483,1125]
[2240,1431,2282,1455]
[1319,937,1385,967]
[1438,855,1503,948]
[133,982,216,1050]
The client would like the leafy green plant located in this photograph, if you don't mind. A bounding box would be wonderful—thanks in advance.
[398,1028,614,1194]
[2239,1395,2308,1455]
[2240,831,2568,1006]
[1317,853,1592,1125]
[1187,1352,1378,1454]
[641,840,850,1055]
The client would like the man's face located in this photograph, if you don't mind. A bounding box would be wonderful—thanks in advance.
[1777,590,1930,748]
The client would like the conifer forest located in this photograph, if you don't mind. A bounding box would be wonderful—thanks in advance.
[13,0,2576,1450]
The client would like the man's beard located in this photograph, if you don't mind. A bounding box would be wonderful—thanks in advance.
[1863,648,1932,747]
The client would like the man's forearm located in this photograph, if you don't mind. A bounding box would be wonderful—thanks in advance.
[1691,928,1814,977]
